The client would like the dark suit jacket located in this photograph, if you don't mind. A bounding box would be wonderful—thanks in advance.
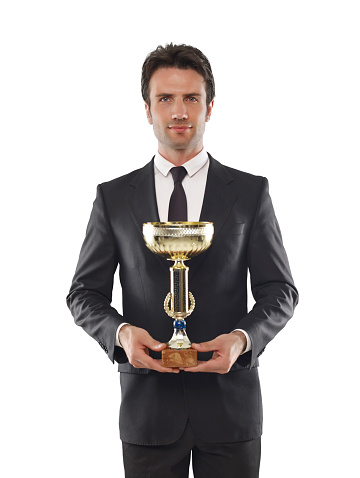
[67,154,298,445]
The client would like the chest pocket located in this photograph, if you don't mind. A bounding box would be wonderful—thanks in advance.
[233,222,245,235]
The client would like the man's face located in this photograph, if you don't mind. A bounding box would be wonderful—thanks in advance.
[145,67,213,158]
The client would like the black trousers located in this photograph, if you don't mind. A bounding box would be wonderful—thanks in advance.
[122,420,261,478]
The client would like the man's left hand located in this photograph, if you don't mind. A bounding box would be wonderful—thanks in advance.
[184,331,247,374]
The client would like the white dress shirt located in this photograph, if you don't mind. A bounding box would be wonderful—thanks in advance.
[115,149,251,354]
[153,148,209,222]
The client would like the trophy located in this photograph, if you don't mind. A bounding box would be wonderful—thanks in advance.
[143,222,214,368]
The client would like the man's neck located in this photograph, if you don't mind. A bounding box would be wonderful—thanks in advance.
[158,146,204,166]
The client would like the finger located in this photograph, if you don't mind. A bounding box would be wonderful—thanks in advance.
[184,357,226,374]
[152,358,180,373]
[191,340,218,353]
[137,355,179,374]
[182,360,206,371]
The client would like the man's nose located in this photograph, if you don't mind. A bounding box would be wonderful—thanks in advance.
[171,100,188,120]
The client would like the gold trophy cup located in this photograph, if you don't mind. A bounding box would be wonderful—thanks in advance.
[143,222,214,367]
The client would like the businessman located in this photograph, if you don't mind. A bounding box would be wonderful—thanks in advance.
[67,43,298,478]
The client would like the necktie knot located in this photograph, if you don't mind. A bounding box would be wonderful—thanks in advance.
[170,166,187,184]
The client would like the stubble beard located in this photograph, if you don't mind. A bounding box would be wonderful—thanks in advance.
[154,122,205,153]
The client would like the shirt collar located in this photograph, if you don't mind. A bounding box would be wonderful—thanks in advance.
[154,149,209,178]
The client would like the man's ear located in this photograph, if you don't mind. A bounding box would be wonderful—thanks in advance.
[205,100,214,122]
[145,102,153,125]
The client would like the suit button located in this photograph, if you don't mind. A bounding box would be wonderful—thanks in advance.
[98,341,108,353]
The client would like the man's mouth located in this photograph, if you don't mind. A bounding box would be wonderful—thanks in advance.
[168,125,192,133]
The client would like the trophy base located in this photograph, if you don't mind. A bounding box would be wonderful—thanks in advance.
[162,347,197,368]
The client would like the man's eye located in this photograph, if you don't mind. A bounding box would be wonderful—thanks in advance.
[188,97,197,102]
[160,97,170,102]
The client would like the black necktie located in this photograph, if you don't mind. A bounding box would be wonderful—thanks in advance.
[168,166,187,221]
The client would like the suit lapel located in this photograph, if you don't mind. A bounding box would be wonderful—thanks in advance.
[189,154,238,279]
[126,156,159,218]
[125,158,168,271]
[200,154,238,241]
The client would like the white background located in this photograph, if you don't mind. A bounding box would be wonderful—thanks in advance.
[1,1,359,476]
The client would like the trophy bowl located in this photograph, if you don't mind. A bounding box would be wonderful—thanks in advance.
[143,221,214,261]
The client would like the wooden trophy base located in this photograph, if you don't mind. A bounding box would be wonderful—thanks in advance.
[162,347,197,368]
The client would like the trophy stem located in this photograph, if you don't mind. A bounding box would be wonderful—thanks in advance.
[170,260,189,316]
[162,259,197,367]
[165,260,195,350]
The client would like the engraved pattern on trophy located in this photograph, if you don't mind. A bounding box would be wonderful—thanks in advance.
[143,222,214,367]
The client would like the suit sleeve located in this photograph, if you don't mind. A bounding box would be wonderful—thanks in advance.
[237,177,299,368]
[66,184,127,364]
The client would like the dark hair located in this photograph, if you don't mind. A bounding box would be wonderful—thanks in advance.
[141,43,215,107]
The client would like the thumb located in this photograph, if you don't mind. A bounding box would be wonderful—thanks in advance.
[139,329,167,351]
[147,338,167,352]
[191,340,216,352]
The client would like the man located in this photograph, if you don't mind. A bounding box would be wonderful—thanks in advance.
[67,43,298,478]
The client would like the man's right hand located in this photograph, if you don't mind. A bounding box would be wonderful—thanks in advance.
[118,325,179,373]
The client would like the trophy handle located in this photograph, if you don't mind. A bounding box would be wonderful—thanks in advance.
[164,292,175,318]
[164,292,195,318]
[187,292,195,316]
